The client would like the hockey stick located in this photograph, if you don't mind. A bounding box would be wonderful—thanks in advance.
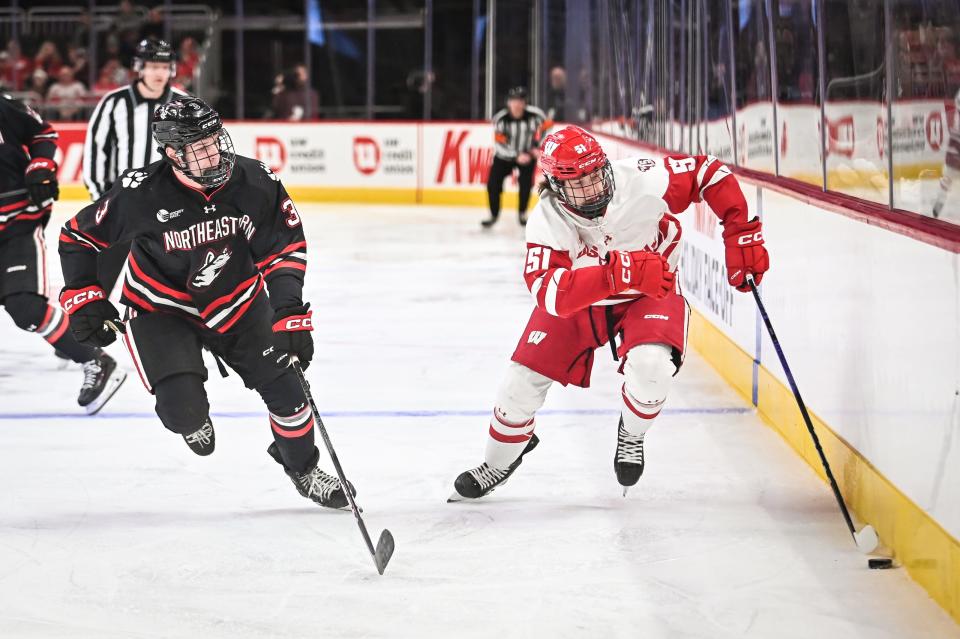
[290,357,396,575]
[746,275,879,553]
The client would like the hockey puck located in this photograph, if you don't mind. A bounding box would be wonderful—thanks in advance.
[868,558,894,569]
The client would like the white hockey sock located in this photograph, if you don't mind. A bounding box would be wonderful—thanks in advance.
[621,383,663,436]
[484,407,535,470]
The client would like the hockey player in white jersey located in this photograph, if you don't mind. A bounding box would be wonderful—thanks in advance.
[450,125,770,500]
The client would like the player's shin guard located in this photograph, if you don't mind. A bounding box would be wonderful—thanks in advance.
[4,293,97,363]
[155,374,213,452]
[450,363,552,501]
[268,403,316,474]
[484,363,552,470]
[617,344,675,489]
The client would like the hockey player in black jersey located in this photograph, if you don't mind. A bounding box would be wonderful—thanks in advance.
[0,93,125,414]
[59,97,352,509]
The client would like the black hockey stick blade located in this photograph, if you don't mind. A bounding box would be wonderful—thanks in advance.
[374,529,396,575]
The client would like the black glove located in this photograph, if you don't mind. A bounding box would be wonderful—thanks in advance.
[59,285,121,347]
[271,303,314,370]
[24,158,59,208]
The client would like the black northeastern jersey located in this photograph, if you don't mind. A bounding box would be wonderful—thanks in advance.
[59,156,307,334]
[0,94,58,236]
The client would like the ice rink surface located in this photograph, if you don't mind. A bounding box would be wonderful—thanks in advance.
[1,202,957,639]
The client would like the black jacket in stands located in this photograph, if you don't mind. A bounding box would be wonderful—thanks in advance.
[59,156,307,334]
[0,94,58,236]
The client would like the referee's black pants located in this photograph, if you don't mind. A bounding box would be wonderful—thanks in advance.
[487,156,536,219]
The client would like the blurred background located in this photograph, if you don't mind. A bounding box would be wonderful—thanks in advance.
[5,0,957,218]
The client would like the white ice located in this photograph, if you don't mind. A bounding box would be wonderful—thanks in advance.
[0,203,957,639]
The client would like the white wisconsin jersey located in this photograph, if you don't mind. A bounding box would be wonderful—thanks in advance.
[525,156,684,304]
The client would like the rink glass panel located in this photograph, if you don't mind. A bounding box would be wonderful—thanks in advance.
[890,0,960,216]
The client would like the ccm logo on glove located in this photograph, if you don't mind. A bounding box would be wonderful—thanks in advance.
[273,314,313,332]
[737,231,763,245]
[60,286,106,313]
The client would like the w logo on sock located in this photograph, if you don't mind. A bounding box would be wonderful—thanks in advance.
[527,331,547,345]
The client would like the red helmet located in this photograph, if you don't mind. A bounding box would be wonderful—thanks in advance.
[539,126,615,218]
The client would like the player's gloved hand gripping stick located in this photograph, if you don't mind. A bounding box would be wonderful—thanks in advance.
[746,274,879,554]
[289,356,396,575]
[59,285,123,347]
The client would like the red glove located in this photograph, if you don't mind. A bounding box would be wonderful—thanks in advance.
[606,251,675,299]
[723,218,769,291]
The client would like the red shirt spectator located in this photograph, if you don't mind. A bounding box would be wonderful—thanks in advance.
[6,40,34,91]
[175,36,200,90]
[34,41,64,80]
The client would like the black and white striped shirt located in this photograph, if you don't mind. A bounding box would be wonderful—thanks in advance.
[492,106,548,161]
[83,82,188,200]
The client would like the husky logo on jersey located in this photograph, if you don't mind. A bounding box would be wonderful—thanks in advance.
[527,331,548,345]
[156,208,184,223]
[95,199,110,225]
[637,158,656,172]
[121,170,148,189]
[191,247,232,288]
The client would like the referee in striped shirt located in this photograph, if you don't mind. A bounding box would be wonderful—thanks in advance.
[83,38,188,291]
[483,87,549,228]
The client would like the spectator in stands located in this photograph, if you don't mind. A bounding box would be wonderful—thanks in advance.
[113,0,145,64]
[6,40,33,91]
[93,58,130,95]
[67,46,90,87]
[272,65,319,120]
[546,66,566,121]
[175,37,200,91]
[47,67,87,121]
[72,10,93,51]
[403,69,440,119]
[24,69,49,113]
[34,41,64,80]
[140,7,165,42]
[94,60,124,95]
[0,52,12,91]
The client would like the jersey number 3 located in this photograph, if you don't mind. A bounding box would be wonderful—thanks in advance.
[281,198,301,228]
[525,247,553,274]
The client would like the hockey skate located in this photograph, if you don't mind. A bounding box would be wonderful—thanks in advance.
[448,433,539,502]
[182,419,215,456]
[77,351,127,415]
[267,443,356,510]
[480,212,499,228]
[614,418,645,496]
[518,211,528,226]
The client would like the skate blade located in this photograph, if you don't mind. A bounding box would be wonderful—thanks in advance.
[84,369,128,415]
[447,491,466,503]
[622,486,630,498]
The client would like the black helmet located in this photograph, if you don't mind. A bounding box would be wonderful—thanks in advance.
[153,98,235,188]
[134,38,176,72]
[507,86,528,100]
